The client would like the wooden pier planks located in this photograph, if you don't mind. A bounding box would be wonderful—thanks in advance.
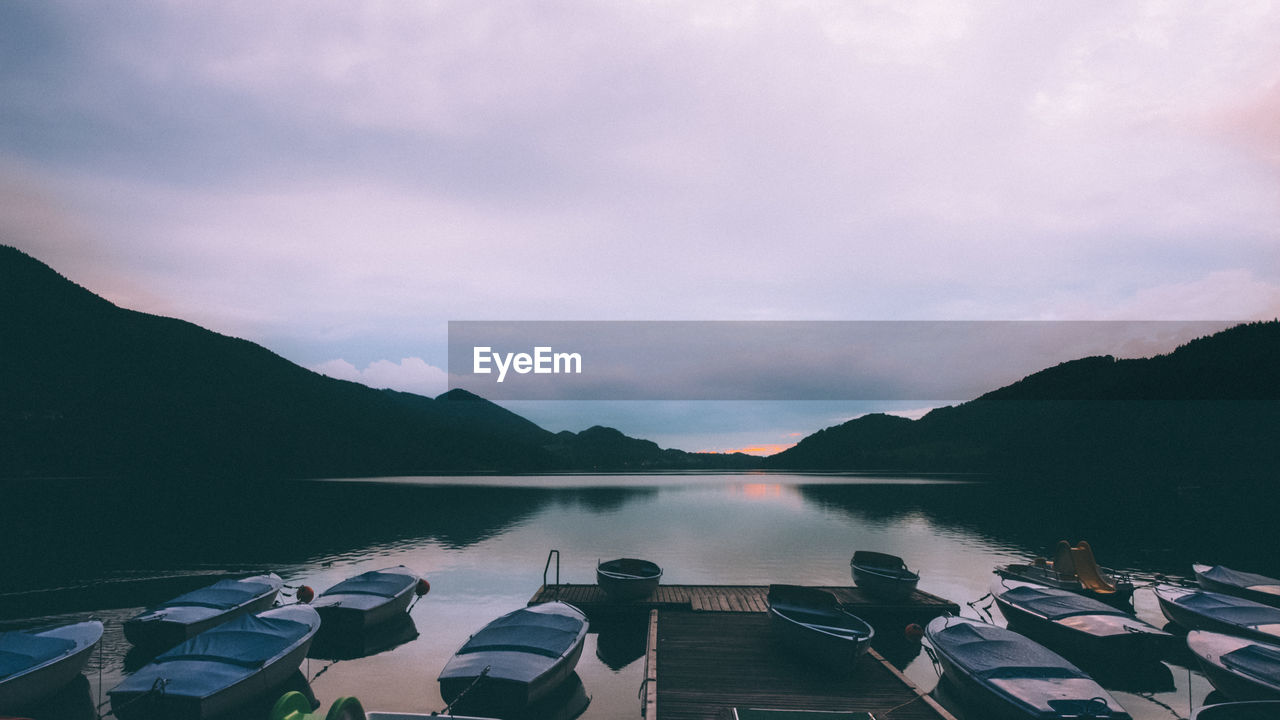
[647,612,957,720]
[529,583,957,618]
[527,583,959,720]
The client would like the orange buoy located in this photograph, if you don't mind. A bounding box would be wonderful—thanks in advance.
[904,622,924,642]
[296,585,315,604]
[416,578,431,596]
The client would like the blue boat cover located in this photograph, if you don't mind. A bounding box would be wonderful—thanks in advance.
[1176,592,1280,627]
[155,613,308,669]
[1000,584,1121,620]
[321,570,411,599]
[1201,566,1280,590]
[1222,643,1280,685]
[458,609,583,659]
[0,631,75,679]
[161,579,271,610]
[933,619,1080,679]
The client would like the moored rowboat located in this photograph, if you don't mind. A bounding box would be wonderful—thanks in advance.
[990,577,1171,664]
[123,573,283,651]
[596,559,662,601]
[438,601,588,713]
[849,551,919,601]
[767,584,874,668]
[1186,630,1280,702]
[1192,700,1280,719]
[109,604,320,720]
[1154,586,1280,644]
[311,566,423,631]
[0,620,103,712]
[924,615,1131,719]
[1195,565,1280,609]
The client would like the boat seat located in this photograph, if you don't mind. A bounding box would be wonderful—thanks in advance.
[1069,541,1117,594]
[1222,643,1280,683]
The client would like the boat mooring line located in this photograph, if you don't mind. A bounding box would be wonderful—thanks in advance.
[441,664,491,716]
[879,689,927,716]
[1135,688,1186,720]
[97,624,104,719]
[965,592,994,622]
[309,656,341,683]
[920,638,943,678]
[100,677,168,719]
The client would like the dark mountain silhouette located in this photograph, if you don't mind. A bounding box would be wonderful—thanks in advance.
[764,320,1280,483]
[0,246,756,479]
[545,425,761,471]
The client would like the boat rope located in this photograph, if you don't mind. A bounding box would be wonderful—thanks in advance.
[99,677,168,719]
[966,592,994,622]
[302,653,337,681]
[441,665,491,716]
[97,626,105,718]
[920,640,943,678]
[1134,689,1185,720]
[1079,696,1119,718]
[879,691,927,716]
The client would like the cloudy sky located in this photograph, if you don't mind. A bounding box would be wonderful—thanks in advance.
[3,2,1278,453]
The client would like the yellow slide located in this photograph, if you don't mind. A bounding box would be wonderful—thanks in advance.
[1069,540,1117,594]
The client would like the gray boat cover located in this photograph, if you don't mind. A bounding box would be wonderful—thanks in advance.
[457,609,583,659]
[1201,566,1280,590]
[0,631,75,679]
[322,570,412,598]
[1000,584,1122,619]
[1222,643,1280,684]
[1175,592,1280,627]
[932,619,1081,679]
[155,613,308,669]
[160,579,272,610]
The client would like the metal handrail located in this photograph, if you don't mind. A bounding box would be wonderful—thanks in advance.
[543,549,560,588]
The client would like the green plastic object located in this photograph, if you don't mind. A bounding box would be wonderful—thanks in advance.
[270,691,366,720]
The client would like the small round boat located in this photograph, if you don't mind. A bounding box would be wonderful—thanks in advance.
[596,558,662,601]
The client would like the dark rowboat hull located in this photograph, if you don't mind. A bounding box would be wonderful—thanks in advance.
[110,604,320,720]
[1155,586,1280,645]
[0,620,103,711]
[1187,630,1280,702]
[1193,700,1280,720]
[312,566,420,631]
[850,551,919,601]
[123,573,283,651]
[925,615,1131,720]
[1195,565,1280,609]
[596,559,662,601]
[767,585,873,668]
[991,578,1171,665]
[438,602,588,713]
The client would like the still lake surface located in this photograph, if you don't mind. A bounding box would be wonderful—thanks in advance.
[5,473,1278,720]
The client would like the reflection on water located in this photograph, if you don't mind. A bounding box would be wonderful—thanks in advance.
[4,472,1272,720]
[309,613,420,661]
[593,614,649,671]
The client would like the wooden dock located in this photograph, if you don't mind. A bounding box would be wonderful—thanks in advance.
[528,584,960,720]
[529,583,958,620]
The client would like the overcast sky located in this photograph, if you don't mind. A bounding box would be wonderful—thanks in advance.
[3,3,1278,453]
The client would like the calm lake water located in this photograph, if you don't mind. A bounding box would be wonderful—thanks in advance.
[5,473,1278,720]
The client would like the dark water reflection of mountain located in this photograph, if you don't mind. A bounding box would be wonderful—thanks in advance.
[3,478,658,609]
[796,476,1280,577]
[7,473,1279,619]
